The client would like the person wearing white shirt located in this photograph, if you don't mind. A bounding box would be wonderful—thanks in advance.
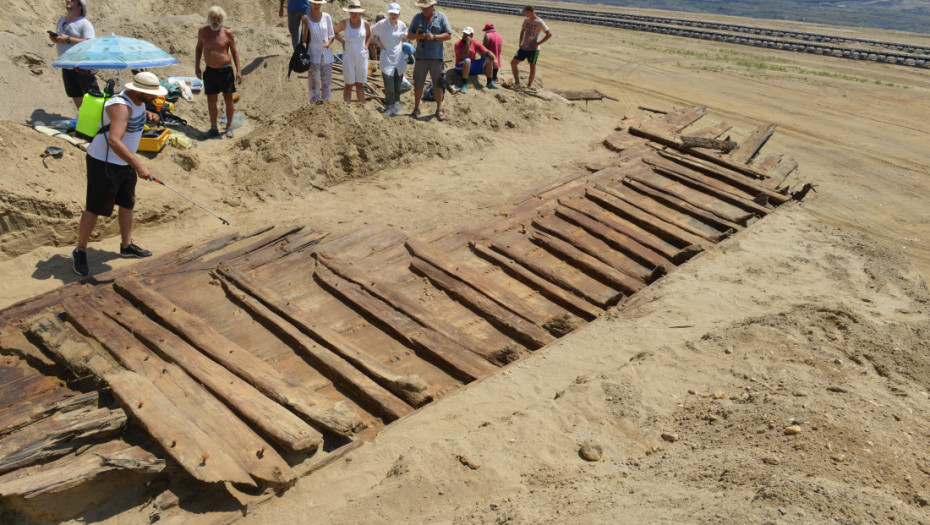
[371,3,408,116]
[49,0,98,109]
[300,0,335,103]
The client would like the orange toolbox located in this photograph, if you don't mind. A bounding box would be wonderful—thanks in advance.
[138,127,169,152]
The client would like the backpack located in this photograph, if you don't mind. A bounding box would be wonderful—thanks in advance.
[422,72,446,101]
[288,43,311,78]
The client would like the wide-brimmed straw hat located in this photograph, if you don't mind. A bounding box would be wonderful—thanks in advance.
[124,71,168,96]
[343,1,364,12]
[415,0,437,7]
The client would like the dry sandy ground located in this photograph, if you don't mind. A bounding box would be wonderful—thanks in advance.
[1,1,930,523]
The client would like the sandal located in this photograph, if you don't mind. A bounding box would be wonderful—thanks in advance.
[411,108,421,119]
[435,109,447,122]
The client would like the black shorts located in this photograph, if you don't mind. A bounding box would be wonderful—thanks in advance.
[203,65,236,95]
[513,48,540,65]
[85,155,137,217]
[62,68,99,98]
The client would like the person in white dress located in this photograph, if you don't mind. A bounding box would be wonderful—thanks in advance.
[300,0,335,102]
[370,3,408,116]
[333,1,371,103]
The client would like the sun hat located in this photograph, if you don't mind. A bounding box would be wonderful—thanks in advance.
[124,71,168,96]
[483,23,495,31]
[415,0,437,7]
[387,2,401,14]
[343,1,364,12]
[462,26,474,35]
[78,0,87,16]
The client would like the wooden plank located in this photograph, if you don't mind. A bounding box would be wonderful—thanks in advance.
[313,265,497,382]
[688,122,732,139]
[405,238,551,326]
[729,123,777,165]
[0,391,98,440]
[528,229,646,296]
[622,177,746,230]
[112,276,364,438]
[217,263,432,407]
[25,314,256,486]
[409,257,556,350]
[656,105,707,132]
[214,277,414,422]
[470,243,601,321]
[0,440,164,498]
[655,149,791,204]
[647,164,772,216]
[585,187,709,248]
[63,297,297,485]
[312,252,503,371]
[559,197,689,262]
[489,235,619,309]
[0,404,126,475]
[598,183,726,242]
[553,204,672,270]
[100,295,322,452]
[531,215,657,282]
[0,324,56,369]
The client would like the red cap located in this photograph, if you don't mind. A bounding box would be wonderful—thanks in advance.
[482,23,494,31]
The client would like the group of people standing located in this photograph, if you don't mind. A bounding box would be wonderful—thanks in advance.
[282,0,552,121]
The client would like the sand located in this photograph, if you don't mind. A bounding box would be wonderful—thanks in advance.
[1,0,929,523]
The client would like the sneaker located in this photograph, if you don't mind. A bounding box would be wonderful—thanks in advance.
[71,249,89,276]
[384,106,397,117]
[460,84,468,94]
[120,242,152,258]
[487,81,500,89]
[225,126,234,138]
[204,127,220,139]
[393,102,403,114]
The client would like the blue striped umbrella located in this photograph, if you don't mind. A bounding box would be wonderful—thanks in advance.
[52,35,178,69]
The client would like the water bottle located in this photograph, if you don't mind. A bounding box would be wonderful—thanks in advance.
[51,118,76,130]
[219,113,244,129]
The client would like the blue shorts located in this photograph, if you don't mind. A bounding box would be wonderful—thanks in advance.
[455,56,488,76]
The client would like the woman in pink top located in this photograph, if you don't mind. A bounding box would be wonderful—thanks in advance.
[481,23,503,84]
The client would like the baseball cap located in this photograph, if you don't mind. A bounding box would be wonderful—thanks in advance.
[462,26,474,35]
[387,3,401,14]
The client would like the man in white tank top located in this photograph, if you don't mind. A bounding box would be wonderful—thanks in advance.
[72,72,167,277]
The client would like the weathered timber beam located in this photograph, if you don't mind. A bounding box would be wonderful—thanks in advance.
[655,149,791,204]
[729,123,777,165]
[217,263,431,407]
[0,324,56,369]
[646,165,772,216]
[594,184,726,242]
[312,252,493,369]
[112,276,364,438]
[622,177,745,230]
[313,265,497,382]
[64,297,297,485]
[531,215,658,282]
[26,314,255,486]
[101,297,321,452]
[488,239,616,308]
[554,204,673,270]
[687,122,732,140]
[404,238,551,327]
[528,229,645,296]
[409,257,555,350]
[558,198,688,262]
[470,243,601,321]
[0,391,100,439]
[585,187,710,247]
[0,440,164,499]
[0,404,126,475]
[215,277,414,422]
[643,155,762,202]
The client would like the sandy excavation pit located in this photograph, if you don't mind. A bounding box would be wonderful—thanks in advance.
[2,0,930,523]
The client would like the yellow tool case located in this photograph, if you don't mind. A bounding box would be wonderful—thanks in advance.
[138,127,169,152]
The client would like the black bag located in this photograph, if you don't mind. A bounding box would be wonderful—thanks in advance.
[288,43,311,78]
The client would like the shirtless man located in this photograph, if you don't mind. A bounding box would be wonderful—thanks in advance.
[195,6,242,138]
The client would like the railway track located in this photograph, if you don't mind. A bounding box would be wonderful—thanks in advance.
[439,0,930,69]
